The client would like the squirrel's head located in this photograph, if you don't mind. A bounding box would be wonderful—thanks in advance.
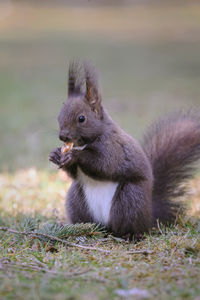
[58,61,104,146]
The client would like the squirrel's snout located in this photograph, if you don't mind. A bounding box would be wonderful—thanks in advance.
[59,133,71,142]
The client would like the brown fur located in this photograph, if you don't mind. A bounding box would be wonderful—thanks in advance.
[49,61,200,239]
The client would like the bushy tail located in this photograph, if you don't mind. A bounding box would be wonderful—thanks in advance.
[142,111,200,225]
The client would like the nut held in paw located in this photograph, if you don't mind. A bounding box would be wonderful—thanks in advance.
[61,142,74,154]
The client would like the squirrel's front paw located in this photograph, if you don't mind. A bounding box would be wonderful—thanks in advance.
[49,148,61,166]
[59,150,75,168]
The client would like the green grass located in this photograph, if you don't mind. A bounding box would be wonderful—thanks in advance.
[0,169,200,300]
[1,3,200,170]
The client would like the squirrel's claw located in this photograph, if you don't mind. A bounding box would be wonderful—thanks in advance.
[49,148,61,166]
[59,151,74,168]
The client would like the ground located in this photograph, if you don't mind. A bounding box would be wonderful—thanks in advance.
[0,169,199,300]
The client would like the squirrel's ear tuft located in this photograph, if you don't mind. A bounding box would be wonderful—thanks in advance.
[84,62,102,114]
[68,60,84,96]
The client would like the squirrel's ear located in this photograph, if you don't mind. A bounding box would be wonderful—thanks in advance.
[68,60,84,96]
[84,62,102,114]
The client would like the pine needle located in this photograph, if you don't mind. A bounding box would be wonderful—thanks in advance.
[0,222,109,253]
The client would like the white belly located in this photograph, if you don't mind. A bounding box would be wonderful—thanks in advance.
[77,168,118,225]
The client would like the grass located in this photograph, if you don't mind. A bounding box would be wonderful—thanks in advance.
[0,169,200,300]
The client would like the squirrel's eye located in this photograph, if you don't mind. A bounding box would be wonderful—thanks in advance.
[78,115,85,123]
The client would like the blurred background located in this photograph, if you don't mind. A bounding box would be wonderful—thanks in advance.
[0,0,200,171]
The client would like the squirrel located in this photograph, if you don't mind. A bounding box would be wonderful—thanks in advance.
[49,60,200,240]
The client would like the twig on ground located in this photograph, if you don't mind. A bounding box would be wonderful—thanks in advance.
[0,227,154,255]
[0,227,110,253]
[126,249,153,255]
[0,259,91,277]
[0,258,108,283]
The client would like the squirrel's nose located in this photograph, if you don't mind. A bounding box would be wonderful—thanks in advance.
[59,134,65,142]
[59,132,71,142]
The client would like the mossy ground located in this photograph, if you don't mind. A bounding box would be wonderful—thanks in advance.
[0,169,199,300]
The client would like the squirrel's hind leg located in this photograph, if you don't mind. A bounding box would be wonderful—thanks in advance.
[109,182,152,238]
